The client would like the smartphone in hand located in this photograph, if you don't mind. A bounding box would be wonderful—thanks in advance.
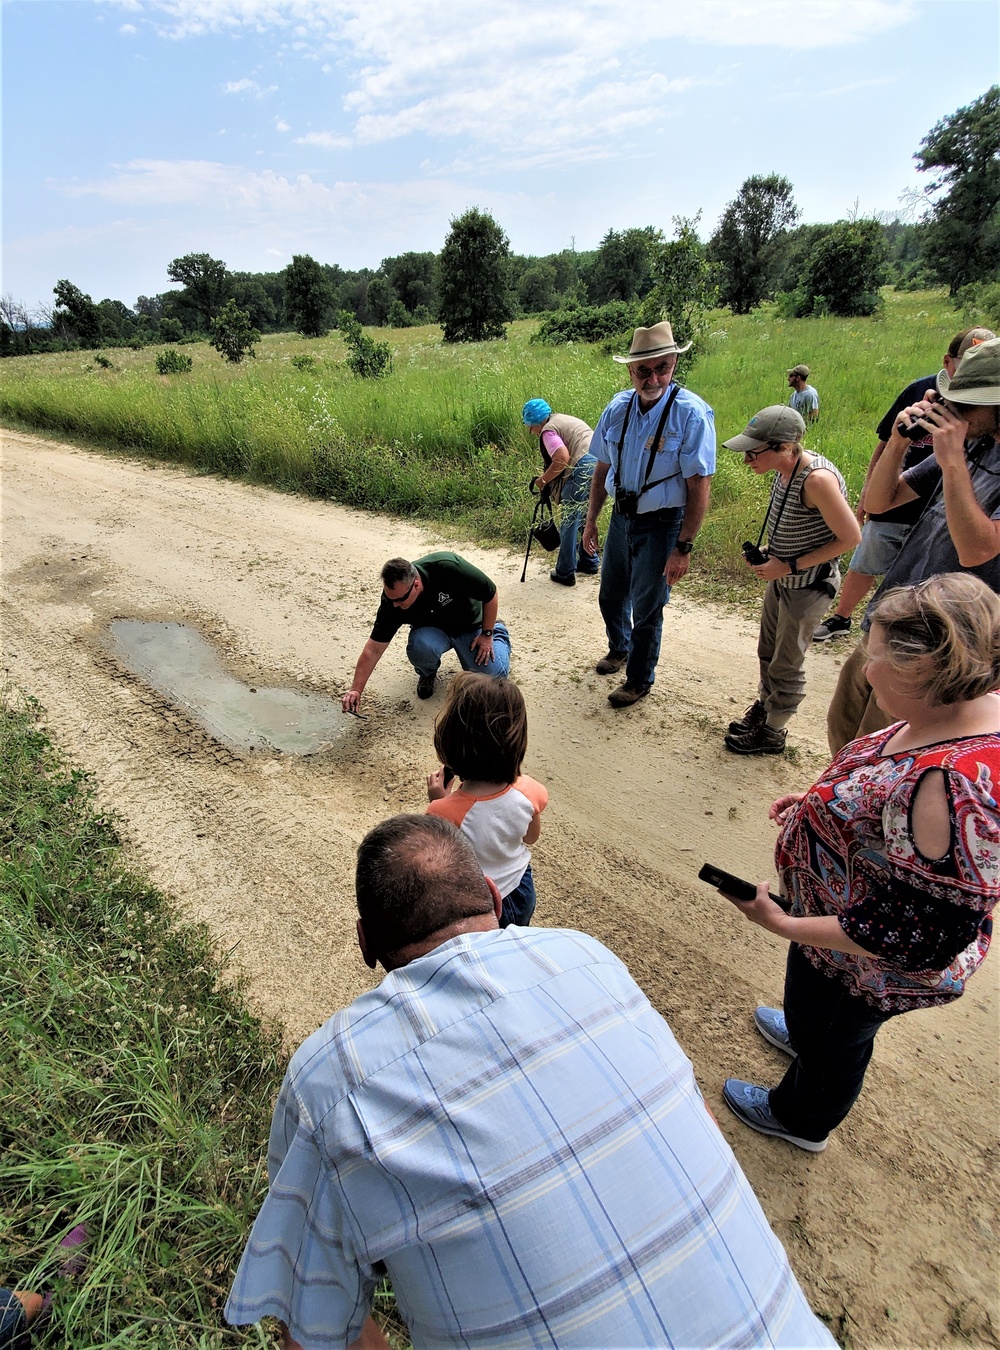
[698,863,789,909]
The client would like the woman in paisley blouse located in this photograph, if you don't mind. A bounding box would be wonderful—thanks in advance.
[718,572,1000,1152]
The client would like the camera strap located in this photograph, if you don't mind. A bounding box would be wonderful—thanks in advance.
[611,385,682,500]
[754,454,803,552]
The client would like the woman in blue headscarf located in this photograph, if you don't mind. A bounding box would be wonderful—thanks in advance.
[522,399,600,586]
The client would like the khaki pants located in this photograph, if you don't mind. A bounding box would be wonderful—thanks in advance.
[757,580,837,731]
[826,637,892,754]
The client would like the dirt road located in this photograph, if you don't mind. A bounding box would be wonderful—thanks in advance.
[2,430,997,1348]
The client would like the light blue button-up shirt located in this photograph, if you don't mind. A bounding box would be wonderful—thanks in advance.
[592,386,716,513]
[226,926,834,1350]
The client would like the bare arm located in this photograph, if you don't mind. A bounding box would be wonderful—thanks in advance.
[535,446,570,490]
[749,471,860,583]
[720,883,874,955]
[342,637,390,712]
[857,438,887,517]
[665,473,712,584]
[582,460,611,556]
[470,592,500,666]
[864,422,921,515]
[523,812,542,846]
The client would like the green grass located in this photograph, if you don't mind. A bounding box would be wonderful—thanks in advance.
[0,691,410,1348]
[0,289,960,593]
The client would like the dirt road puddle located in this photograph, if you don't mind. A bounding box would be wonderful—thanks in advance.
[108,621,354,754]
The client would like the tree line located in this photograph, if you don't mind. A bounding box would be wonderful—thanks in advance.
[2,85,995,358]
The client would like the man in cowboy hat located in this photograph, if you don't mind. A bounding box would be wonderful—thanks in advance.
[827,336,1000,750]
[582,321,716,707]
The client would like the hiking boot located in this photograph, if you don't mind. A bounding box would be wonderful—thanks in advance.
[595,650,628,675]
[416,673,436,700]
[724,723,787,756]
[753,1006,795,1057]
[550,569,576,586]
[813,614,852,643]
[576,558,600,576]
[608,682,649,708]
[728,699,767,736]
[722,1079,827,1152]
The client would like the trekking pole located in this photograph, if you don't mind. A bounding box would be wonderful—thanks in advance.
[520,496,541,583]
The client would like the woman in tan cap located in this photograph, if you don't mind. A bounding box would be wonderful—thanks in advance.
[724,405,860,754]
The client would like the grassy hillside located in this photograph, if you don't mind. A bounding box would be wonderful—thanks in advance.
[0,289,960,591]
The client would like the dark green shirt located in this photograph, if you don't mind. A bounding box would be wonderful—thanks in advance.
[370,552,497,643]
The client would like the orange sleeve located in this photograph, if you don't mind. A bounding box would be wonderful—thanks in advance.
[426,793,475,827]
[514,775,548,814]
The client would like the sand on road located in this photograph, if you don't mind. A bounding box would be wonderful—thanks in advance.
[2,430,997,1349]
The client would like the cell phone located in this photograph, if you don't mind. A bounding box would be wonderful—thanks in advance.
[698,863,789,909]
[442,766,456,786]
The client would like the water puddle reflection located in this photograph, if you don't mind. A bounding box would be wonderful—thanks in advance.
[108,621,354,754]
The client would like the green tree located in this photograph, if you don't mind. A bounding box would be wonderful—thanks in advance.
[209,299,260,363]
[518,262,558,313]
[283,254,333,337]
[915,86,1000,294]
[367,274,395,326]
[640,215,719,355]
[166,253,230,330]
[438,208,515,343]
[798,218,888,316]
[337,311,392,378]
[585,227,661,304]
[52,279,102,347]
[709,174,799,313]
[382,252,438,316]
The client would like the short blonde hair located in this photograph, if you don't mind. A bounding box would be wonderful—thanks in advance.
[870,573,1000,705]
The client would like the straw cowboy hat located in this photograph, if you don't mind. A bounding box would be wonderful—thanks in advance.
[613,321,692,364]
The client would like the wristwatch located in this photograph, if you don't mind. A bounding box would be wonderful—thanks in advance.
[481,629,495,638]
[675,539,694,555]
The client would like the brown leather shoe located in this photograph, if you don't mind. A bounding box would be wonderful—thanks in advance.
[608,682,650,708]
[595,651,628,675]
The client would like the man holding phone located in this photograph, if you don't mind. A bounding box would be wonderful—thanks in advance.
[827,337,1000,751]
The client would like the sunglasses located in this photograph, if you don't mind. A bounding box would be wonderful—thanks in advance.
[388,577,418,606]
[632,360,675,381]
[743,441,781,460]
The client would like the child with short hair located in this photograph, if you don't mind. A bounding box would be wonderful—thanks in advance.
[426,673,547,927]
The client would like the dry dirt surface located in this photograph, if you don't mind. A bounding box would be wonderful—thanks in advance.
[3,430,998,1349]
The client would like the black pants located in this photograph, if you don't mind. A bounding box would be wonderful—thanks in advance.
[769,943,896,1142]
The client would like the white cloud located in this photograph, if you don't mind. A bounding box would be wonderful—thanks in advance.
[275,118,291,131]
[119,22,138,34]
[223,77,276,96]
[104,0,917,168]
[293,129,352,148]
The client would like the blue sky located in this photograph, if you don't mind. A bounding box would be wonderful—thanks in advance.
[4,0,998,311]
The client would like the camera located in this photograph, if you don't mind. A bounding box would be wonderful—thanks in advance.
[741,541,768,565]
[614,490,641,518]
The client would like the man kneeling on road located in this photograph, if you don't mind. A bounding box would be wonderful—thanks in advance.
[342,552,510,710]
[226,814,835,1350]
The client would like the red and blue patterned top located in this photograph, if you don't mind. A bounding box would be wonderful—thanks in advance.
[776,725,1000,1012]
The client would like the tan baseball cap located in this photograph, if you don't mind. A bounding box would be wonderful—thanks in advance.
[724,405,807,454]
[786,364,810,378]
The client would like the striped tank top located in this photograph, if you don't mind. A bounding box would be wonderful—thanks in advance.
[764,453,848,590]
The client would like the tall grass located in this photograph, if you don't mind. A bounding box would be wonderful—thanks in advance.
[0,692,410,1348]
[0,290,959,588]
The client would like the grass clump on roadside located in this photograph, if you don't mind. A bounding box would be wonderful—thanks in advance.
[0,691,410,1348]
[0,289,959,595]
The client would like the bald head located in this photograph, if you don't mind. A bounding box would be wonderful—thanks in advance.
[356,815,497,969]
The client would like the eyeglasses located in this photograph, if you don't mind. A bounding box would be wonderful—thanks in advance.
[631,360,675,381]
[743,442,779,460]
[388,577,418,606]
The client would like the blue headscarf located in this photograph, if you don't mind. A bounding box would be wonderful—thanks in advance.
[522,398,552,426]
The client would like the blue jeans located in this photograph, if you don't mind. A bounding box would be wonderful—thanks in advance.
[554,455,600,580]
[406,621,511,679]
[500,863,536,927]
[769,943,896,1142]
[0,1290,30,1350]
[599,508,683,688]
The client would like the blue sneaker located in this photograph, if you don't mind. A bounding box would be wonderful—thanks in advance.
[754,1006,795,1056]
[722,1079,828,1152]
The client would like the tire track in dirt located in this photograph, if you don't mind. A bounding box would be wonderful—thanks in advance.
[2,431,997,1348]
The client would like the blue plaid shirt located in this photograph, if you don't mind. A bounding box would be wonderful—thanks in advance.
[226,927,833,1349]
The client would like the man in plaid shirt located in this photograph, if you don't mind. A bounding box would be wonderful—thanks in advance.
[227,815,833,1350]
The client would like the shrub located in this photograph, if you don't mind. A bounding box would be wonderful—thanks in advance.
[291,354,317,372]
[337,311,392,378]
[93,353,114,369]
[796,219,888,317]
[956,280,1000,328]
[209,299,261,364]
[155,348,193,375]
[532,301,639,346]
